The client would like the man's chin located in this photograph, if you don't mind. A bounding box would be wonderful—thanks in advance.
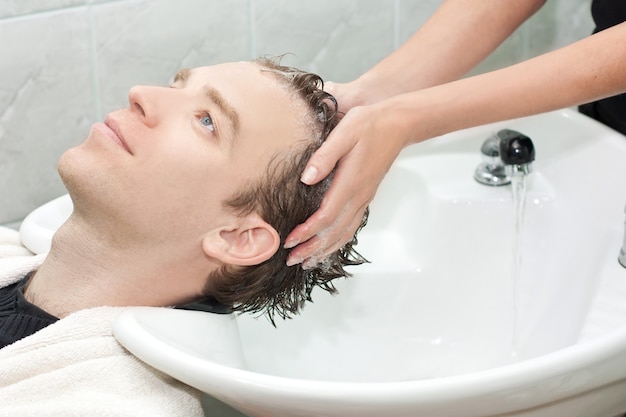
[57,147,104,213]
[57,149,83,196]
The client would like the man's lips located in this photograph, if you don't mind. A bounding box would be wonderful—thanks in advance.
[103,116,133,154]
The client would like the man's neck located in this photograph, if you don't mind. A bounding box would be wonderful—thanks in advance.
[24,215,211,318]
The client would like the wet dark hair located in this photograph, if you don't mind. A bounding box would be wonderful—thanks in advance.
[203,57,368,322]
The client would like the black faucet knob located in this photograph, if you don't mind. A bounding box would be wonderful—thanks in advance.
[498,129,535,165]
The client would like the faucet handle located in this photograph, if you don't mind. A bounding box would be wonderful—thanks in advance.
[498,129,535,176]
[498,129,536,165]
[474,129,536,185]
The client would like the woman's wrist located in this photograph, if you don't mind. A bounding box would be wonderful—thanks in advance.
[353,72,406,106]
[367,94,426,153]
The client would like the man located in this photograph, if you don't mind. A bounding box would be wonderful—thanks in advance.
[0,58,367,416]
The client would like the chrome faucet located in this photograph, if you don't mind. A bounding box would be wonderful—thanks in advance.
[619,204,626,268]
[474,129,535,186]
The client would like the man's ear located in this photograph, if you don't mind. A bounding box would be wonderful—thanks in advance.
[202,214,280,266]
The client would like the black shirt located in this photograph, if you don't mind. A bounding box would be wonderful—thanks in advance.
[580,0,626,135]
[0,274,59,349]
[591,0,626,32]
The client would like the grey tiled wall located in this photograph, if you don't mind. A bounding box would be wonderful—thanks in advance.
[0,0,593,225]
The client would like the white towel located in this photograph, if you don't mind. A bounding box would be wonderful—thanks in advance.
[0,226,204,417]
[0,226,45,287]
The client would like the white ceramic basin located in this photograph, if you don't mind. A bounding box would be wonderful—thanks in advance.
[20,193,71,254]
[21,109,626,417]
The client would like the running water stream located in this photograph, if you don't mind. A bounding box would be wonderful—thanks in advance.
[511,175,526,357]
[510,175,528,357]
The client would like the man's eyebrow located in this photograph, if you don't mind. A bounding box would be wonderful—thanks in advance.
[203,84,240,136]
[172,68,190,84]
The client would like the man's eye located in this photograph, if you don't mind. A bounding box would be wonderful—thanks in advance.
[199,113,215,133]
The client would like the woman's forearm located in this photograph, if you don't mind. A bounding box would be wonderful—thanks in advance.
[388,21,626,147]
[354,0,546,103]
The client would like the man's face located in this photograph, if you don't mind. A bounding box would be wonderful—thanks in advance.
[59,62,306,247]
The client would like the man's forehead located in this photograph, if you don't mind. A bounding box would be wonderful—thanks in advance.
[190,61,264,81]
[188,62,290,104]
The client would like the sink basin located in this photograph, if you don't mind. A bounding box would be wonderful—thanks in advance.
[20,193,72,254]
[21,109,626,416]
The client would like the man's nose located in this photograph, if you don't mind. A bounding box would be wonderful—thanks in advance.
[128,85,162,127]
